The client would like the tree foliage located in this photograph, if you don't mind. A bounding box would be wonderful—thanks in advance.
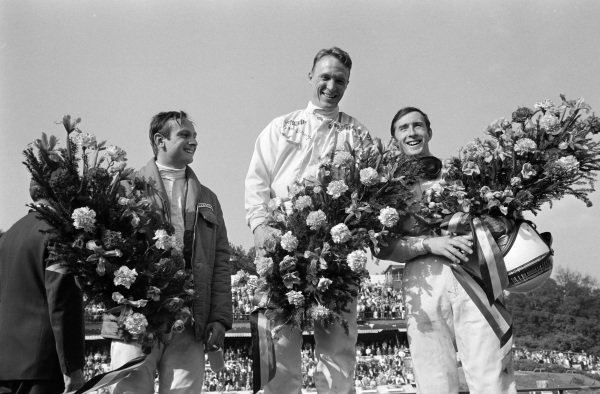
[507,266,600,355]
[229,243,256,275]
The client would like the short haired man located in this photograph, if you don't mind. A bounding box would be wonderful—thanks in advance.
[109,111,232,393]
[380,107,516,393]
[245,47,371,393]
[0,186,85,393]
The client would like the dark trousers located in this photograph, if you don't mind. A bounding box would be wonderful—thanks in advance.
[0,380,64,394]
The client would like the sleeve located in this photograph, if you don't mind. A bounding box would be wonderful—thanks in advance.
[376,236,428,263]
[209,197,233,330]
[244,120,280,232]
[45,249,85,374]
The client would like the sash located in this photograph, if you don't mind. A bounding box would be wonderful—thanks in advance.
[442,212,512,347]
[250,291,276,393]
[70,356,147,394]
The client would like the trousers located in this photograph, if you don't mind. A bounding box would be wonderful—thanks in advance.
[403,257,516,394]
[264,299,358,394]
[110,327,205,394]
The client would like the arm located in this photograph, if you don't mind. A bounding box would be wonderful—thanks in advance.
[244,121,280,249]
[45,250,85,386]
[206,197,232,349]
[378,234,473,264]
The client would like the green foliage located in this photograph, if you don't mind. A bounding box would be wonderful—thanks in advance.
[507,266,600,355]
[229,243,256,275]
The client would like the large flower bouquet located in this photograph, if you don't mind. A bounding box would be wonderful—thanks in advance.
[252,138,420,332]
[417,94,600,227]
[23,116,194,349]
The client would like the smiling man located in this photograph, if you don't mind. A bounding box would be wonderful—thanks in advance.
[379,107,516,394]
[245,47,371,394]
[106,111,232,394]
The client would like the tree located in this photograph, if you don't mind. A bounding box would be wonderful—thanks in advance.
[229,243,256,275]
[506,265,600,354]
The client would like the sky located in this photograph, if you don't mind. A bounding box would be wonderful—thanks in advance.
[1,0,599,280]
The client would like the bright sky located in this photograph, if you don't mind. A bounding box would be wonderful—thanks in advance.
[1,1,599,280]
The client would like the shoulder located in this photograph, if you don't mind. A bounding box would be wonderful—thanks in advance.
[262,109,307,132]
[186,168,221,206]
[340,112,370,132]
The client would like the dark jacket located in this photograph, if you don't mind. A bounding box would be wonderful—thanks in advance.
[0,211,85,379]
[138,159,232,340]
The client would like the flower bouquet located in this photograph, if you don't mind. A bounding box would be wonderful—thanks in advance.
[415,94,600,292]
[251,138,420,332]
[23,115,194,350]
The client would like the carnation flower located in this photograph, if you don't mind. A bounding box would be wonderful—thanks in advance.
[164,297,184,312]
[347,250,368,272]
[280,231,299,252]
[123,313,148,335]
[512,107,533,123]
[255,256,274,277]
[514,138,537,154]
[106,145,127,161]
[317,277,332,291]
[103,230,124,249]
[521,163,537,180]
[378,207,399,228]
[359,167,379,186]
[534,99,555,112]
[146,286,161,301]
[267,197,282,211]
[462,161,480,176]
[130,213,140,228]
[114,266,138,289]
[487,118,511,134]
[279,256,297,272]
[288,182,304,197]
[310,305,332,320]
[313,186,322,194]
[72,132,97,149]
[556,155,579,172]
[294,195,312,211]
[286,290,305,307]
[539,113,560,131]
[326,180,348,199]
[282,271,302,289]
[109,161,127,175]
[330,223,352,244]
[510,177,522,187]
[171,319,186,334]
[112,292,125,304]
[306,210,327,230]
[153,229,178,250]
[72,207,97,233]
[332,151,354,167]
[283,201,294,216]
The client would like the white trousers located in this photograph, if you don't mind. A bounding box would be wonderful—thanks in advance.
[264,299,358,394]
[110,327,205,394]
[403,257,516,394]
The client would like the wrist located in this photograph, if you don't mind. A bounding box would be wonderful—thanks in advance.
[421,237,431,254]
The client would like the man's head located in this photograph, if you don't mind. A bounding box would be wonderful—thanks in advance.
[391,107,432,157]
[149,111,197,168]
[308,47,352,111]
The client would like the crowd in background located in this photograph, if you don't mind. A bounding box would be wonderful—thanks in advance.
[80,278,600,390]
[514,347,600,373]
[84,279,405,323]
